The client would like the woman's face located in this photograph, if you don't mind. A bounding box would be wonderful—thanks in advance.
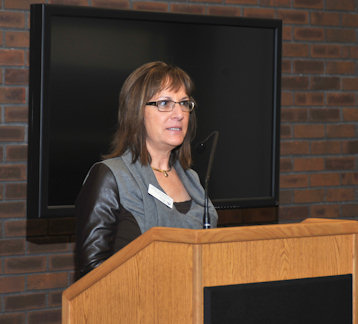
[144,85,190,155]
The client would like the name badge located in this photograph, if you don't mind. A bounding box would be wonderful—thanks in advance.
[148,184,173,208]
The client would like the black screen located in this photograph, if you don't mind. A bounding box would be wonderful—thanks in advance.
[28,4,281,217]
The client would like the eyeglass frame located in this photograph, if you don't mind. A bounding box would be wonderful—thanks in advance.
[145,99,196,112]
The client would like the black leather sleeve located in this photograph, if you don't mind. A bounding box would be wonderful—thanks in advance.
[75,163,140,279]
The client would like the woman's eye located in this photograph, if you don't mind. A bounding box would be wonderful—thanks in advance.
[158,100,169,106]
[179,101,189,107]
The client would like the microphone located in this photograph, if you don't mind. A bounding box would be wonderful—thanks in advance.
[196,131,219,229]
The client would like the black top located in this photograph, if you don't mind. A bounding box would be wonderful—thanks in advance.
[75,163,192,279]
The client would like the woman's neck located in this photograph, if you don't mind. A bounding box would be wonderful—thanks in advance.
[146,145,171,170]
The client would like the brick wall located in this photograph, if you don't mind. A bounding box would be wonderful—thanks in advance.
[0,0,357,323]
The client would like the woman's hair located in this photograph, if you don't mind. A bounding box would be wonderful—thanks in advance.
[104,61,196,169]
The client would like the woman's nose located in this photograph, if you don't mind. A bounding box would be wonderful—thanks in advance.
[171,103,184,119]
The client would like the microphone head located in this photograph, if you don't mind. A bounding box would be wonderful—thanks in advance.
[197,143,206,154]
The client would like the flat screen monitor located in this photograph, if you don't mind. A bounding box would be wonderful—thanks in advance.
[28,4,282,218]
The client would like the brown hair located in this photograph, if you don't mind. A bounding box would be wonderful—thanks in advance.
[104,61,196,169]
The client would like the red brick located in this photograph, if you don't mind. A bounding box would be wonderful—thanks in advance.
[281,108,307,122]
[50,254,75,270]
[0,275,25,293]
[310,173,340,187]
[280,141,309,155]
[282,76,309,90]
[294,0,323,8]
[311,44,341,58]
[0,12,25,28]
[260,0,291,5]
[341,13,358,27]
[243,8,276,18]
[5,182,26,199]
[277,10,308,24]
[282,26,292,41]
[294,124,325,138]
[171,4,205,15]
[0,49,24,66]
[281,60,291,73]
[0,201,26,218]
[279,190,293,204]
[309,108,340,122]
[294,189,325,203]
[341,172,358,185]
[0,313,26,324]
[48,0,88,5]
[294,60,324,74]
[341,204,358,218]
[49,291,63,306]
[4,219,26,236]
[5,31,29,48]
[0,164,26,180]
[225,0,257,4]
[280,174,308,188]
[283,43,309,57]
[5,69,28,85]
[326,0,355,10]
[311,140,341,154]
[311,12,340,26]
[281,92,293,106]
[0,126,25,142]
[327,188,355,202]
[280,158,293,172]
[326,157,355,170]
[327,93,355,106]
[295,92,324,106]
[4,106,28,122]
[294,27,324,41]
[0,238,25,256]
[133,2,168,12]
[294,157,324,171]
[327,124,356,138]
[310,204,340,218]
[28,309,61,324]
[27,236,69,253]
[342,108,358,121]
[342,141,358,154]
[27,272,68,290]
[4,256,47,274]
[350,46,358,58]
[4,0,36,10]
[326,29,356,43]
[0,87,26,103]
[326,61,355,74]
[6,145,27,161]
[279,206,310,220]
[90,0,129,9]
[280,124,292,138]
[208,6,241,16]
[342,46,353,59]
[342,78,358,90]
[4,293,46,311]
[311,77,340,90]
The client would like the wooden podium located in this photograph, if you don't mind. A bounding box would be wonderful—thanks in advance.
[62,218,358,323]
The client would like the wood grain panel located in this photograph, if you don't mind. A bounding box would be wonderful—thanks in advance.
[201,235,353,287]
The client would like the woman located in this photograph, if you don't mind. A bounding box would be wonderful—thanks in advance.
[75,61,218,278]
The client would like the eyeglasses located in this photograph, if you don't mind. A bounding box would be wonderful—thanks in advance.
[146,100,196,112]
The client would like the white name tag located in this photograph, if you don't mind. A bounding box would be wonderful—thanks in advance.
[148,184,173,209]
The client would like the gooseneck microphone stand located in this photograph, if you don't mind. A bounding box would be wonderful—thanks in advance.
[199,131,219,229]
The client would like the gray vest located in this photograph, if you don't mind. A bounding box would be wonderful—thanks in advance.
[101,151,218,233]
